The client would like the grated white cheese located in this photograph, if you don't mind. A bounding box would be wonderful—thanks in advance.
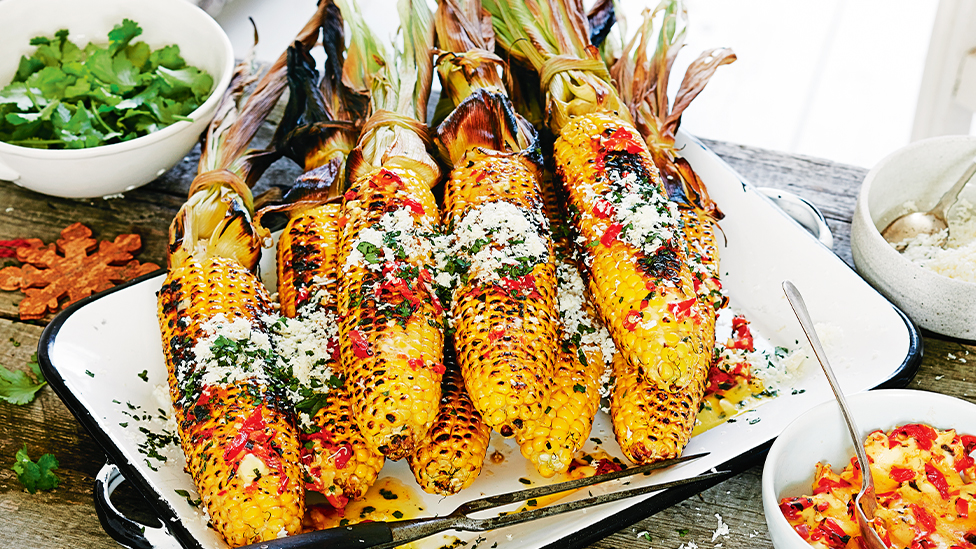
[191,313,273,388]
[271,303,338,412]
[895,199,976,283]
[451,200,549,285]
[556,261,616,367]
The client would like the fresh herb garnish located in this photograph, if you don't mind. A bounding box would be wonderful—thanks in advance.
[0,19,214,149]
[174,489,202,507]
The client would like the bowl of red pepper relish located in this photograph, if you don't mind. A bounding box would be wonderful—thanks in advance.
[761,389,976,549]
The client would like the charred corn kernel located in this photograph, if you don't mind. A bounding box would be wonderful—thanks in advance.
[158,256,304,546]
[338,167,444,460]
[609,328,710,463]
[277,203,343,318]
[407,346,491,495]
[443,148,558,437]
[554,112,712,391]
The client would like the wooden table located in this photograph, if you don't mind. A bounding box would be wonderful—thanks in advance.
[0,136,973,549]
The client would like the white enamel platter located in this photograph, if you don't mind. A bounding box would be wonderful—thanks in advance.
[38,132,920,549]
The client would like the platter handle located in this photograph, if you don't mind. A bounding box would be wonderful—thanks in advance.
[94,462,182,549]
[758,187,834,249]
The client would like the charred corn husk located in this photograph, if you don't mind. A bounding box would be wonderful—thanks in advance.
[407,340,491,494]
[260,19,385,505]
[157,6,335,542]
[335,0,445,460]
[433,0,558,437]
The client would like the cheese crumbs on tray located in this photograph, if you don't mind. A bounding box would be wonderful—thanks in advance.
[779,424,976,548]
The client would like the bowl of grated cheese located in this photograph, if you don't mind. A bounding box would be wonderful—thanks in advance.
[852,135,976,340]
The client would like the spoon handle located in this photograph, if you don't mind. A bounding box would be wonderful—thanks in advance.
[782,281,876,498]
[932,157,976,221]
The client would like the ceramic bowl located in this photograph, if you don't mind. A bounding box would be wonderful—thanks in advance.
[851,135,976,339]
[0,0,234,198]
[762,389,976,548]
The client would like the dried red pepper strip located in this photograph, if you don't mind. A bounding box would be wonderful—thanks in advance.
[890,466,916,483]
[925,462,951,500]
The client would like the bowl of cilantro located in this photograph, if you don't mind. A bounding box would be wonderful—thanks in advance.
[0,0,234,198]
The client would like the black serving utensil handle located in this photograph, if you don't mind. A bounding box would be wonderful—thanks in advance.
[237,521,395,549]
[237,515,463,549]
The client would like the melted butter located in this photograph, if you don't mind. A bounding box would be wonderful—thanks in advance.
[692,376,768,436]
[303,476,425,543]
[513,451,624,513]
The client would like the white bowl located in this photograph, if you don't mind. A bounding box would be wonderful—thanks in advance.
[851,135,976,339]
[762,389,976,548]
[0,0,234,198]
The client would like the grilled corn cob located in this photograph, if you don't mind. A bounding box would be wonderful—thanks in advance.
[433,0,557,437]
[601,0,732,457]
[485,0,716,462]
[159,251,304,546]
[157,6,336,541]
[407,340,491,494]
[276,196,384,506]
[335,0,445,460]
[514,163,614,476]
[264,25,385,505]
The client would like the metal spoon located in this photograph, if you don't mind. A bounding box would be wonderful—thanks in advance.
[782,281,887,549]
[881,156,976,250]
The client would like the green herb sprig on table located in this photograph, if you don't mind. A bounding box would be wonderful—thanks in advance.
[11,444,59,493]
[0,19,213,149]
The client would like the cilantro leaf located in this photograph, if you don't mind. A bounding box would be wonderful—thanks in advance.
[107,19,142,56]
[11,445,60,493]
[174,489,201,507]
[0,362,47,405]
[149,45,185,70]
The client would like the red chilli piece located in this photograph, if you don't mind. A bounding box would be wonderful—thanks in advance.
[888,424,938,450]
[925,462,951,500]
[910,503,936,534]
[813,476,851,495]
[956,497,969,518]
[889,466,916,483]
[623,310,642,331]
[402,197,426,216]
[667,297,697,321]
[728,315,755,351]
[600,223,622,247]
[349,329,373,359]
[603,128,645,155]
[592,198,615,220]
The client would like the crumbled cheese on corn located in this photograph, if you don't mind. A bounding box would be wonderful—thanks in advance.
[192,313,273,388]
[555,261,616,367]
[450,200,549,285]
[271,303,338,411]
